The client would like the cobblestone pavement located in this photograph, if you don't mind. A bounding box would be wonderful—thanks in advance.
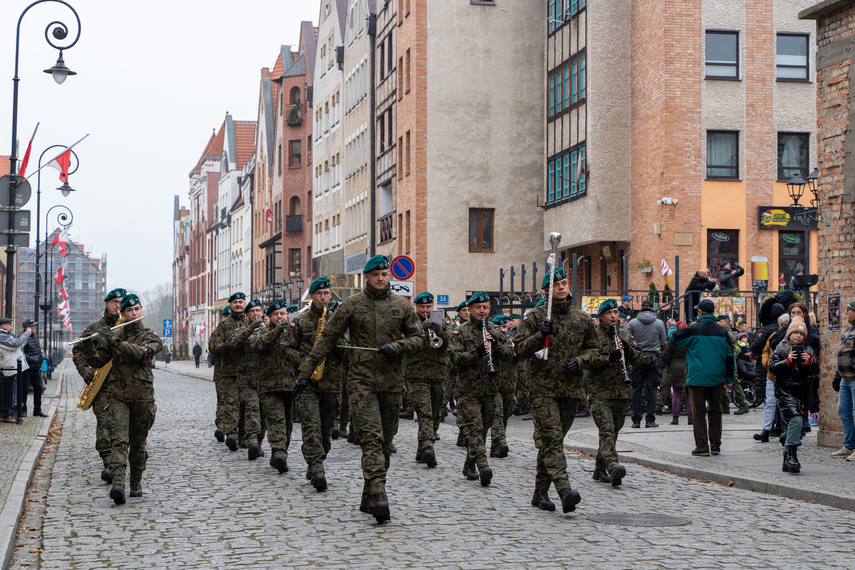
[11,368,855,568]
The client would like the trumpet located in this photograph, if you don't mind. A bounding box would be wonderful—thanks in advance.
[481,318,497,376]
[425,318,443,348]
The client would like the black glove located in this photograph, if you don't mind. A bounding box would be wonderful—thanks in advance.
[426,321,442,333]
[608,350,622,363]
[477,344,487,357]
[293,377,310,397]
[82,368,95,384]
[378,343,397,360]
[540,318,553,335]
[566,358,579,373]
[833,372,842,392]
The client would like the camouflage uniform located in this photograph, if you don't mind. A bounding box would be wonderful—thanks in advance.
[72,310,120,469]
[285,305,344,478]
[721,329,749,409]
[235,320,266,447]
[208,312,248,438]
[589,323,646,474]
[515,358,530,413]
[405,318,451,455]
[102,321,163,486]
[513,299,602,495]
[249,322,294,466]
[490,354,518,453]
[298,282,422,496]
[449,317,514,471]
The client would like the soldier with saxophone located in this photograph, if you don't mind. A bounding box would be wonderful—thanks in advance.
[285,277,343,492]
[449,291,514,487]
[406,291,450,468]
[208,293,248,451]
[234,298,266,461]
[72,287,127,483]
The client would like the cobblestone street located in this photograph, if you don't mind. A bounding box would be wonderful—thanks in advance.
[10,367,855,568]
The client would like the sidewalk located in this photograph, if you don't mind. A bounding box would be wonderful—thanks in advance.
[155,358,213,381]
[0,361,63,570]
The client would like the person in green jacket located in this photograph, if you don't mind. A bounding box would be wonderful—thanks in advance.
[668,299,735,457]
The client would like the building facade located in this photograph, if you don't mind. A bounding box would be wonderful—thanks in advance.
[172,196,190,348]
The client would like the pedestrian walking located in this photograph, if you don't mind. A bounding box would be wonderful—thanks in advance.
[832,299,855,460]
[193,342,202,368]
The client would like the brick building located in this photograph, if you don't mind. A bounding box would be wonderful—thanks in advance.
[172,196,190,348]
[800,0,855,447]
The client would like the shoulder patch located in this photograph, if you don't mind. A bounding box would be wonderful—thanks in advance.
[452,330,459,335]
[153,332,159,337]
[290,322,297,327]
[523,317,528,322]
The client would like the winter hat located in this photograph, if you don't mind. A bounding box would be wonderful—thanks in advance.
[786,316,807,342]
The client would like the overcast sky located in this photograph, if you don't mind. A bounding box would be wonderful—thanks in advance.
[0,0,319,296]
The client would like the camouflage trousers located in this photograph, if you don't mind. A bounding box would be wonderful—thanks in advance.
[349,385,399,495]
[91,388,112,467]
[220,375,240,436]
[721,377,749,409]
[337,383,351,430]
[259,391,294,460]
[657,375,672,409]
[239,386,266,446]
[490,390,516,447]
[107,398,157,485]
[590,397,629,472]
[401,383,413,413]
[411,381,444,450]
[515,375,530,412]
[213,370,224,429]
[457,393,497,470]
[297,388,338,476]
[530,395,579,493]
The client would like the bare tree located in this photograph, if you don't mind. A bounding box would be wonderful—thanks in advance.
[139,282,173,339]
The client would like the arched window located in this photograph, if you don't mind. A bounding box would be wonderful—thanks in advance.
[290,86,301,106]
[290,196,301,217]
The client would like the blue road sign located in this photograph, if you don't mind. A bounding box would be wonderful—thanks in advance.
[437,295,449,305]
[163,328,172,338]
[391,256,415,280]
[163,319,172,328]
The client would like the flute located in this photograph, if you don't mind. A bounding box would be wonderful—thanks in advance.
[481,318,497,376]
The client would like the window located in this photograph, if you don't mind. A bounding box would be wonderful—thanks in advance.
[706,131,738,179]
[705,31,739,79]
[278,144,282,175]
[289,140,301,167]
[469,208,494,253]
[706,229,739,274]
[379,114,386,152]
[405,130,411,175]
[547,146,586,205]
[405,49,411,92]
[548,52,586,119]
[777,133,809,180]
[779,231,806,286]
[777,33,809,81]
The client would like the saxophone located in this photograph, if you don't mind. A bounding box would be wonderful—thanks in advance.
[310,306,328,381]
[77,314,125,410]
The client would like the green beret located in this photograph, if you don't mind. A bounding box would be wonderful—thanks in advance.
[120,294,140,312]
[716,314,731,321]
[330,299,343,313]
[541,268,568,290]
[414,292,434,304]
[467,291,490,306]
[597,298,619,316]
[309,276,331,294]
[492,315,509,325]
[534,298,546,308]
[363,255,390,273]
[222,306,232,316]
[228,292,246,302]
[456,302,468,312]
[510,313,522,320]
[286,304,298,312]
[267,300,287,315]
[104,288,127,302]
[246,299,262,309]
[848,300,855,312]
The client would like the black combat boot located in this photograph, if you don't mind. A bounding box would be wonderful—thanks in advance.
[415,448,424,463]
[489,443,497,458]
[372,492,390,523]
[359,492,375,513]
[389,442,397,454]
[434,430,441,441]
[225,435,239,451]
[784,445,801,473]
[340,425,349,439]
[592,468,611,484]
[214,428,225,443]
[753,430,769,442]
[311,472,328,492]
[479,465,493,487]
[257,447,265,457]
[129,482,143,498]
[462,460,479,481]
[496,442,510,458]
[110,484,126,505]
[456,430,467,448]
[248,443,260,460]
[609,465,626,487]
[399,410,414,420]
[531,490,556,511]
[422,446,437,468]
[331,423,340,440]
[271,454,288,474]
[558,488,581,513]
[101,468,112,484]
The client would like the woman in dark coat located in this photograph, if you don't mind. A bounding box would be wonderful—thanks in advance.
[661,322,690,426]
[683,270,716,321]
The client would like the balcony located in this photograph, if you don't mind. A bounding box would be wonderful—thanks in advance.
[378,211,395,245]
[285,215,302,233]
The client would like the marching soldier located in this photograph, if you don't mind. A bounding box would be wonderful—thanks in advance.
[449,291,514,487]
[295,255,422,524]
[514,270,602,513]
[451,301,470,448]
[250,300,294,473]
[209,293,249,451]
[234,299,266,460]
[406,292,451,468]
[97,294,163,504]
[489,314,516,458]
[211,305,231,443]
[285,277,344,492]
[72,287,127,483]
[590,299,648,486]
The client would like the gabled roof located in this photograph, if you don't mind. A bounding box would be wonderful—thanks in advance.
[190,123,225,177]
[336,0,349,37]
[222,115,257,172]
[282,51,307,79]
[301,21,317,84]
[260,70,276,179]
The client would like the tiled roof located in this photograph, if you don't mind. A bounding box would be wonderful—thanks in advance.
[190,122,225,176]
[233,121,257,170]
[0,156,9,176]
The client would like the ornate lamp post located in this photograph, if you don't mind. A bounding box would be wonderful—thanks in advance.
[41,204,72,376]
[787,171,821,312]
[296,277,304,305]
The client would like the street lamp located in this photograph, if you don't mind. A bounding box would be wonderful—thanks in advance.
[41,204,72,377]
[33,145,78,323]
[273,283,282,300]
[7,0,81,318]
[296,277,304,304]
[787,173,820,310]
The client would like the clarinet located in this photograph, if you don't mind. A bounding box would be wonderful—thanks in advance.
[481,318,497,376]
[614,326,632,385]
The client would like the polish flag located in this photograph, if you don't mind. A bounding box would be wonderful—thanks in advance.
[265,205,273,224]
[54,264,66,286]
[17,123,39,179]
[50,227,70,256]
[43,134,88,183]
[60,288,68,301]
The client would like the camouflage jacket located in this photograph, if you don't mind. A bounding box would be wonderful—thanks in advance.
[496,350,519,393]
[285,304,345,393]
[72,310,120,381]
[404,318,452,384]
[298,283,422,393]
[513,299,603,399]
[838,324,855,380]
[449,317,514,396]
[104,321,163,402]
[589,323,645,401]
[235,320,264,389]
[249,322,293,394]
[208,313,249,376]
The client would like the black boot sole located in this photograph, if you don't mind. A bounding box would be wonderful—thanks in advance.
[373,502,390,523]
[271,456,288,473]
[610,466,626,487]
[110,486,125,505]
[225,436,238,451]
[560,489,581,513]
[311,473,328,492]
[479,467,493,487]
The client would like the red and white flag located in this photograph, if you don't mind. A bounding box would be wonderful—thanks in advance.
[17,123,39,179]
[54,264,66,286]
[265,205,273,224]
[60,287,68,301]
[50,227,70,256]
[43,134,88,183]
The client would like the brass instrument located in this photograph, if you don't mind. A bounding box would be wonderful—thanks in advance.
[425,318,443,348]
[481,318,497,376]
[310,306,328,381]
[68,315,143,347]
[614,326,632,386]
[76,314,126,410]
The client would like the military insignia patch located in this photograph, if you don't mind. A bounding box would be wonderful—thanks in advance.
[390,308,402,318]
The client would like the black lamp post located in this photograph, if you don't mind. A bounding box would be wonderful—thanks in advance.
[296,277,304,305]
[41,204,72,377]
[33,146,77,323]
[7,0,81,318]
[787,171,821,311]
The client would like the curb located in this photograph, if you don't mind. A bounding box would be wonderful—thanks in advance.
[566,440,855,512]
[156,364,213,383]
